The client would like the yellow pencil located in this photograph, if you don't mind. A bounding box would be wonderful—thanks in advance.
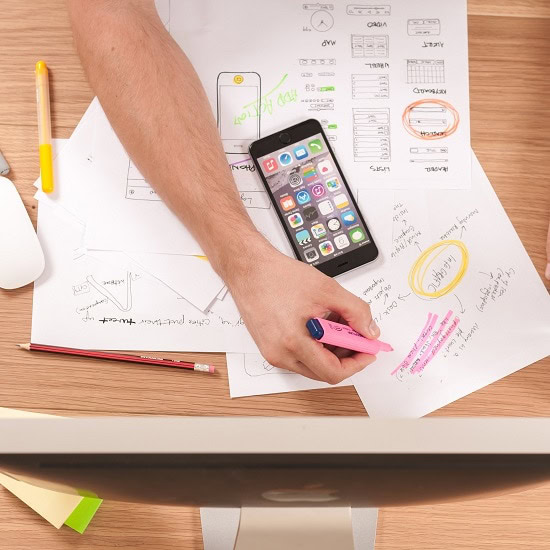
[35,61,54,193]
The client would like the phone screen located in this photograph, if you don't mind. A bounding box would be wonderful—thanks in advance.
[257,133,371,267]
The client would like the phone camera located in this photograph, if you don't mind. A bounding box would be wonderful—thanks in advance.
[279,132,291,144]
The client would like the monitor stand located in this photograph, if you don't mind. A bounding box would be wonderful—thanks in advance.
[200,507,378,550]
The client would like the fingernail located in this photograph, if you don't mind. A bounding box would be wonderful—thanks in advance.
[546,263,550,281]
[369,319,380,338]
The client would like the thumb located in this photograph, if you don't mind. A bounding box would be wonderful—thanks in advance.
[324,284,380,339]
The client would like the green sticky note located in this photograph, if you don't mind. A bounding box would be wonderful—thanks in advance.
[64,497,102,534]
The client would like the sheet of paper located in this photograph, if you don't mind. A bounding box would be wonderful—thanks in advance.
[226,353,353,398]
[349,153,550,417]
[84,106,293,256]
[169,0,470,190]
[32,202,259,353]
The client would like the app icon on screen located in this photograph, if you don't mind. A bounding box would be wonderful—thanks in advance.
[334,194,349,209]
[287,213,304,228]
[334,234,350,249]
[293,145,309,160]
[302,163,318,183]
[278,152,293,166]
[308,139,323,153]
[296,229,312,246]
[327,217,342,232]
[303,206,319,222]
[325,177,341,192]
[280,195,296,211]
[311,183,326,198]
[263,157,278,173]
[296,190,311,205]
[318,200,334,216]
[305,248,319,262]
[316,159,334,176]
[319,241,334,256]
[341,210,357,226]
[311,223,327,239]
[349,228,366,243]
[288,171,302,188]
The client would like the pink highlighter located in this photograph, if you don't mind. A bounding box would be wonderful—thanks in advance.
[306,317,393,355]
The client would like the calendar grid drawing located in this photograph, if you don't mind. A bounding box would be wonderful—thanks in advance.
[407,59,445,84]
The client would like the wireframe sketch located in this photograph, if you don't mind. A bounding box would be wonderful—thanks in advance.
[347,5,390,16]
[407,59,445,84]
[351,74,389,99]
[407,18,441,36]
[352,108,391,161]
[351,35,389,58]
[216,72,261,155]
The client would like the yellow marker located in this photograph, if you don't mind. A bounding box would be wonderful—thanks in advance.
[35,61,54,193]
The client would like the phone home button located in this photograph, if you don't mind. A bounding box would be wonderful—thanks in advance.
[279,132,291,144]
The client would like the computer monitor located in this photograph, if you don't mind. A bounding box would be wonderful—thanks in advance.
[1,417,550,550]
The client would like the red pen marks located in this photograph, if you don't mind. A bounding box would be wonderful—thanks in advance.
[393,310,460,378]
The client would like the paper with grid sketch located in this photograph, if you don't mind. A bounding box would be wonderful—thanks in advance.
[83,0,471,256]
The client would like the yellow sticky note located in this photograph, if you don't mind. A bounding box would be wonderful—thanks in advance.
[0,473,83,529]
[0,406,101,533]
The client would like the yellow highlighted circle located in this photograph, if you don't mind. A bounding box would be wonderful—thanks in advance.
[233,75,244,84]
[408,240,469,298]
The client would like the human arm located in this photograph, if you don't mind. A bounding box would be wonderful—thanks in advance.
[67,0,380,383]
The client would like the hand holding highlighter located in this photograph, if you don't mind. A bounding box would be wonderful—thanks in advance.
[306,317,393,355]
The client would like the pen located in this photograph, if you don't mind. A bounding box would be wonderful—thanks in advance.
[35,61,54,193]
[306,317,393,355]
[17,343,215,373]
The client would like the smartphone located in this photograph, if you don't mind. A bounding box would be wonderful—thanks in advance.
[216,72,261,155]
[249,119,378,277]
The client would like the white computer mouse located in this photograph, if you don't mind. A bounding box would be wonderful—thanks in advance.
[0,176,45,289]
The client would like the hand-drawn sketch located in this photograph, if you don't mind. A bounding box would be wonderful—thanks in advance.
[216,72,261,155]
[305,5,335,32]
[351,74,389,99]
[244,355,295,377]
[86,271,137,312]
[353,108,391,162]
[408,240,469,299]
[299,58,336,66]
[126,160,160,201]
[409,146,449,164]
[402,99,460,140]
[406,59,445,84]
[407,18,441,36]
[351,35,389,58]
[391,309,460,379]
[347,5,391,16]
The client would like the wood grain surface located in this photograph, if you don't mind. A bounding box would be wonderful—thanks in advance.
[0,1,549,548]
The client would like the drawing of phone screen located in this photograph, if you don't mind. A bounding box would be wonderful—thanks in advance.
[250,120,378,278]
[217,72,261,154]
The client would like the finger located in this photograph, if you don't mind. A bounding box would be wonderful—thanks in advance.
[323,284,380,339]
[295,337,374,385]
[545,220,550,280]
[267,353,324,381]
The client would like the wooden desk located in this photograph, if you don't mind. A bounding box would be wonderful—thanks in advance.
[0,1,549,548]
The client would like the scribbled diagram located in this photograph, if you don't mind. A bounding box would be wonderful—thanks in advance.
[406,59,445,84]
[392,309,460,379]
[408,240,469,299]
[126,160,159,201]
[83,271,135,312]
[409,146,448,164]
[402,99,460,140]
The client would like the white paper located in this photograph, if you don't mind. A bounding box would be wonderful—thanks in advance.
[350,154,550,417]
[32,203,259,353]
[169,0,470,190]
[226,353,353,398]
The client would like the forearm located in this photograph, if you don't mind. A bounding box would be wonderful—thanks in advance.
[67,0,271,283]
